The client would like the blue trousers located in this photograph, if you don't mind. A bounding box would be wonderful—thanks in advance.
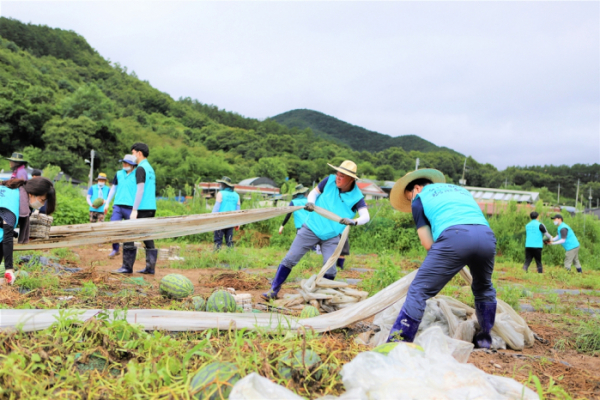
[110,205,132,252]
[214,227,234,249]
[403,224,497,321]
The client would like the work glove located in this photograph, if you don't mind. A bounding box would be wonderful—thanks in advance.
[305,202,315,212]
[278,226,284,235]
[4,270,15,285]
[339,218,356,226]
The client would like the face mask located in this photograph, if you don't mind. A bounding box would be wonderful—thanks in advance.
[30,199,44,209]
[98,182,105,188]
[123,166,132,172]
[553,220,560,226]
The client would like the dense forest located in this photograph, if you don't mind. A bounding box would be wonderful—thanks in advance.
[0,17,598,205]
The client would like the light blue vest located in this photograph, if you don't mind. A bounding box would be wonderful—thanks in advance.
[525,220,543,248]
[416,183,489,241]
[219,188,240,212]
[114,169,137,207]
[557,222,579,251]
[137,159,156,210]
[291,196,309,229]
[89,184,110,212]
[306,175,364,241]
[0,186,20,242]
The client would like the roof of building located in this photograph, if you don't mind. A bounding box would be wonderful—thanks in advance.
[237,177,278,188]
[357,181,388,198]
[464,186,540,203]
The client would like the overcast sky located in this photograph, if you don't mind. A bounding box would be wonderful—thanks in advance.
[2,1,599,170]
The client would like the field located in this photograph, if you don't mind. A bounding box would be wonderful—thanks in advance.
[1,239,599,399]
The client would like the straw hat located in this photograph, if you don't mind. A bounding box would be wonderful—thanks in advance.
[216,176,235,188]
[292,184,309,195]
[390,169,446,212]
[96,173,108,181]
[6,152,28,163]
[327,160,359,180]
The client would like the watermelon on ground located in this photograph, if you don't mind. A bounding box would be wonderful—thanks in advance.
[300,305,320,318]
[189,361,241,400]
[276,349,322,379]
[206,290,237,313]
[191,296,206,311]
[159,274,194,299]
[15,270,29,279]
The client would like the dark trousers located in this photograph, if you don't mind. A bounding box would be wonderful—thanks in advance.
[111,205,132,252]
[123,210,156,251]
[0,218,15,270]
[214,227,234,249]
[523,247,543,273]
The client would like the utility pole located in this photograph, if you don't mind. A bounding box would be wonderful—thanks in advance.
[415,158,420,171]
[575,179,580,209]
[589,187,593,211]
[557,183,560,205]
[87,149,95,190]
[459,158,467,186]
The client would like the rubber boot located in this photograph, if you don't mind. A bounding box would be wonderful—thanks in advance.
[323,273,336,280]
[577,268,582,274]
[261,264,291,300]
[474,302,497,349]
[114,248,136,274]
[522,265,528,272]
[387,309,421,343]
[337,258,345,270]
[137,248,157,274]
[109,243,120,258]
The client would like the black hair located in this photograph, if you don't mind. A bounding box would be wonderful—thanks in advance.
[0,178,56,215]
[131,142,149,157]
[405,178,433,192]
[32,169,42,177]
[530,211,539,220]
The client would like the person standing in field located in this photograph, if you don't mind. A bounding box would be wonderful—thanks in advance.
[387,169,497,348]
[115,143,157,275]
[104,154,138,258]
[87,173,110,223]
[262,160,370,300]
[549,214,582,273]
[212,176,241,251]
[522,211,552,273]
[278,184,310,235]
[6,153,29,181]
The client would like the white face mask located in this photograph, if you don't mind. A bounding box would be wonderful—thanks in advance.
[98,182,105,188]
[123,166,132,172]
[30,199,44,209]
[553,220,560,226]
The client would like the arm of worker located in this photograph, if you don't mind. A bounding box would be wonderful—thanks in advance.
[236,198,241,211]
[279,201,295,233]
[86,187,94,207]
[105,185,117,207]
[539,223,552,241]
[551,228,568,245]
[212,191,222,213]
[131,167,147,219]
[411,197,434,250]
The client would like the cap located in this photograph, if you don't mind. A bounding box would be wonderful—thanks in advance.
[552,214,563,220]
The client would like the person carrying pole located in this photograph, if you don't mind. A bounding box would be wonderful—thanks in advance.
[262,160,370,300]
[549,214,582,273]
[114,143,157,275]
[6,153,29,181]
[278,184,310,235]
[1,178,56,285]
[522,211,552,273]
[212,176,241,250]
[387,169,497,348]
[87,173,109,223]
[104,154,138,258]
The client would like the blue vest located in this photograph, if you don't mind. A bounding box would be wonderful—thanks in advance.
[0,186,20,242]
[557,222,579,251]
[219,189,240,212]
[525,220,543,248]
[114,169,137,207]
[137,159,156,210]
[416,183,489,241]
[89,184,110,212]
[306,175,364,241]
[291,196,309,229]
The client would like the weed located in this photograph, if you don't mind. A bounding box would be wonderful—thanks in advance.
[575,319,600,355]
[359,253,400,295]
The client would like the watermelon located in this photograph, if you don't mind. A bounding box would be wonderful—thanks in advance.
[372,342,424,356]
[206,290,237,313]
[15,270,29,279]
[277,349,322,379]
[92,198,104,208]
[159,274,194,299]
[300,305,320,318]
[189,361,241,400]
[191,296,206,311]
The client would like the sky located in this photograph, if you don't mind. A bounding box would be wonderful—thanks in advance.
[2,1,599,170]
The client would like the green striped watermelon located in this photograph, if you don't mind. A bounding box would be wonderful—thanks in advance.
[159,274,194,299]
[15,270,29,279]
[277,349,322,379]
[191,296,206,311]
[92,198,105,208]
[300,305,320,318]
[189,361,241,400]
[206,290,237,313]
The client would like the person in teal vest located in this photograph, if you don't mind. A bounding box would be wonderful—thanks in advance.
[87,173,110,223]
[105,154,138,258]
[212,176,241,250]
[550,214,582,273]
[279,184,310,234]
[0,177,56,285]
[262,160,370,300]
[386,169,497,348]
[522,211,552,273]
[115,143,158,275]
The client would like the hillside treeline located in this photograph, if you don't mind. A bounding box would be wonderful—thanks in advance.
[0,17,597,204]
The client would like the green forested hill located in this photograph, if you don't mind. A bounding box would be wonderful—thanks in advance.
[271,109,461,155]
[0,17,597,203]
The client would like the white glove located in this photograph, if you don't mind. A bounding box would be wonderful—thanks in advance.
[4,270,15,285]
[130,210,138,220]
[278,226,284,235]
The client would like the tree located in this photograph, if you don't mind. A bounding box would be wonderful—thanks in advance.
[251,157,288,186]
[376,165,396,181]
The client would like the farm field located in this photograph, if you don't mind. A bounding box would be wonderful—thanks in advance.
[1,243,599,399]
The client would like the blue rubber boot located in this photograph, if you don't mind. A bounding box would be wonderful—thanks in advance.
[137,248,157,274]
[114,248,136,274]
[474,302,497,349]
[336,258,345,270]
[387,309,421,343]
[261,264,291,300]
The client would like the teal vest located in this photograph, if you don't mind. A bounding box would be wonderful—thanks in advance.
[137,159,156,210]
[291,196,309,229]
[416,183,489,241]
[114,169,137,207]
[89,184,110,212]
[306,175,364,241]
[219,189,240,212]
[0,186,20,242]
[557,222,579,251]
[525,220,543,248]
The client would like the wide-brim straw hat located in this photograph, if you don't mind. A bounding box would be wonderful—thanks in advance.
[6,152,28,163]
[216,176,235,187]
[327,160,359,180]
[292,184,309,195]
[390,169,446,212]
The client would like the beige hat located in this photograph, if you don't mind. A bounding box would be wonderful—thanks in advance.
[390,169,446,212]
[327,160,359,180]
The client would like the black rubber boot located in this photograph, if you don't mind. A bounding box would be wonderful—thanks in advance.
[137,248,157,274]
[114,248,136,274]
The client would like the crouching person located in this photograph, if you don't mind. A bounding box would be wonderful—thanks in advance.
[388,169,497,348]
